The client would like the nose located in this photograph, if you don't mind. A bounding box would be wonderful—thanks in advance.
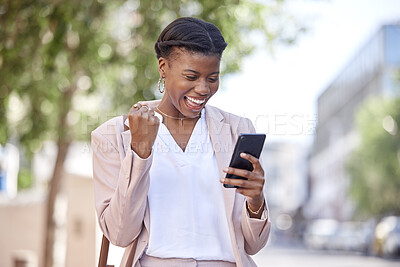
[195,79,211,96]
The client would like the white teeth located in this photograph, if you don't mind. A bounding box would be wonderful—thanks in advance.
[186,96,205,105]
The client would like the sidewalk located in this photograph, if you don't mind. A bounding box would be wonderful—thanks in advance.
[252,244,400,267]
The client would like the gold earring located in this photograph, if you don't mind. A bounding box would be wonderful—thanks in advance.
[158,78,165,93]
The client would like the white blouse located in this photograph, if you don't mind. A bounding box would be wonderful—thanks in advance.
[145,109,236,262]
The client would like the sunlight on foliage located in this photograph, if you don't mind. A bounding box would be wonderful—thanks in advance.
[0,0,303,153]
[346,97,400,218]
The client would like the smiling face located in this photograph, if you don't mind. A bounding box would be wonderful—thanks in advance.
[158,48,221,118]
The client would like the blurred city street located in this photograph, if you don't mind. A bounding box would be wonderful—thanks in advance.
[253,244,400,267]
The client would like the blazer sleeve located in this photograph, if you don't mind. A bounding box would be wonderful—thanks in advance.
[91,129,152,247]
[240,118,272,255]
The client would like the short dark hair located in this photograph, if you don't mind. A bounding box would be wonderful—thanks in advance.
[154,17,228,59]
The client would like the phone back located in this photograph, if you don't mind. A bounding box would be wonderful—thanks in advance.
[225,134,266,182]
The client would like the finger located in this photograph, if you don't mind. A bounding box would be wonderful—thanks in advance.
[139,105,150,113]
[220,177,263,193]
[240,153,264,174]
[222,167,265,189]
[142,106,157,118]
[148,109,155,117]
[133,102,142,109]
[223,166,254,180]
[140,108,149,120]
[130,103,141,114]
[149,114,159,125]
[220,177,251,188]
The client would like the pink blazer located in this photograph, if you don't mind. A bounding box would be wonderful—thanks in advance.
[91,100,271,266]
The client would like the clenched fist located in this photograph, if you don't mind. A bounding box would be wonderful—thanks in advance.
[129,102,160,159]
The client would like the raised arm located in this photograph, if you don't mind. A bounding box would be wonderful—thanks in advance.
[92,128,152,247]
[92,103,159,247]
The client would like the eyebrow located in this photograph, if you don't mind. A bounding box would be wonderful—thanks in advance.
[184,69,220,75]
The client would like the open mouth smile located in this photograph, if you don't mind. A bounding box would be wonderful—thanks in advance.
[184,96,207,111]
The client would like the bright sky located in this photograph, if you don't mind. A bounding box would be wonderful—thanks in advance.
[208,0,400,143]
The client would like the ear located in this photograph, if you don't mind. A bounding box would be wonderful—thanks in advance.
[158,57,167,78]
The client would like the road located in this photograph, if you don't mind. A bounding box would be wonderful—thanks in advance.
[253,245,400,267]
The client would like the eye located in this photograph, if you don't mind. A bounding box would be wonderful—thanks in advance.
[185,75,197,81]
[208,76,219,83]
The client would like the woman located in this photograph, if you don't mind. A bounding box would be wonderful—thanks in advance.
[92,17,270,267]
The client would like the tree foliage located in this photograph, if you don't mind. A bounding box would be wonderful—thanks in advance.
[1,0,303,151]
[0,0,119,151]
[346,96,400,218]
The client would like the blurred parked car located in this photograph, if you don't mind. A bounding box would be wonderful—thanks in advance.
[303,219,338,250]
[373,216,400,257]
[329,221,374,253]
[304,219,375,254]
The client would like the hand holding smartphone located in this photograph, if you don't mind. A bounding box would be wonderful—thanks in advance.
[223,134,266,188]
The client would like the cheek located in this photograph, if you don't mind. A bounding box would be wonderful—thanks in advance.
[210,82,219,95]
[166,80,191,102]
[171,79,191,91]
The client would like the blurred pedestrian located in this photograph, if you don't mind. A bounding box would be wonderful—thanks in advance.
[92,17,270,267]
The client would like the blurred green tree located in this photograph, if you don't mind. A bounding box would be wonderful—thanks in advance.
[0,0,303,266]
[347,96,400,218]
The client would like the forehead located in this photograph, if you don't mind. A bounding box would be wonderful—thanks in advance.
[167,48,220,71]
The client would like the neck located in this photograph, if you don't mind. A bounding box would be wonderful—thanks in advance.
[156,107,200,127]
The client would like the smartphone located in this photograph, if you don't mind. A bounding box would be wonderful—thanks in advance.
[224,134,266,188]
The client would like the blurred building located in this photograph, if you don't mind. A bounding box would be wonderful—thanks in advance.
[262,141,309,213]
[0,142,101,267]
[307,24,400,220]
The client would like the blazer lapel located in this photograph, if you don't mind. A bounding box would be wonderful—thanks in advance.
[205,105,236,222]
